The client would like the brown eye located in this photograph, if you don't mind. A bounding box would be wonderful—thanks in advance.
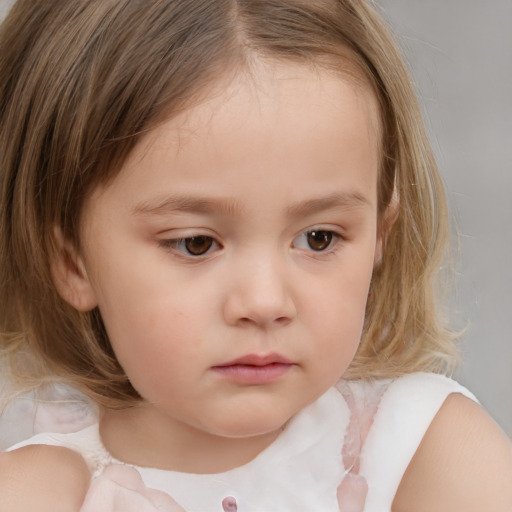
[184,236,214,255]
[307,230,333,251]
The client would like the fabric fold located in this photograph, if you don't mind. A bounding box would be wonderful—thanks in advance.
[81,464,185,512]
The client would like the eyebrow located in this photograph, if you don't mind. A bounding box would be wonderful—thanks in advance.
[285,191,372,218]
[133,191,371,218]
[133,196,243,217]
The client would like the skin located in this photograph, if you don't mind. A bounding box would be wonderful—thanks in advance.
[2,62,511,509]
[0,445,90,512]
[61,62,383,474]
[393,393,512,511]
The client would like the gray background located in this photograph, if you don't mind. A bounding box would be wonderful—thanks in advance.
[1,0,511,436]
[375,0,512,436]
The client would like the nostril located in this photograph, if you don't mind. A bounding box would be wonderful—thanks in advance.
[236,315,291,327]
[275,316,292,326]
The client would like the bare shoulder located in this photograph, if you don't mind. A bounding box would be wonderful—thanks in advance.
[0,444,91,512]
[393,392,512,512]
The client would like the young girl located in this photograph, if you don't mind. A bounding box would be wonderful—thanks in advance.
[0,0,511,510]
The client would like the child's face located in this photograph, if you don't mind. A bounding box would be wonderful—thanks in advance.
[76,63,381,440]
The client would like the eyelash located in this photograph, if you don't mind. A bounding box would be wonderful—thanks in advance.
[158,235,222,258]
[292,229,343,255]
[158,228,344,259]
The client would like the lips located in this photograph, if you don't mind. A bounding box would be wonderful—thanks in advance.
[216,353,293,367]
[211,353,295,385]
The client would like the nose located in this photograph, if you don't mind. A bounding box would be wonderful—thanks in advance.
[222,254,297,328]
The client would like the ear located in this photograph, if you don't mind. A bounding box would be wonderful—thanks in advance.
[50,227,98,311]
[374,189,399,267]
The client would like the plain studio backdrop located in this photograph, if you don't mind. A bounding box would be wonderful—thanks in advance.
[0,0,511,437]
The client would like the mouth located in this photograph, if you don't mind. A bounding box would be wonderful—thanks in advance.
[211,353,295,385]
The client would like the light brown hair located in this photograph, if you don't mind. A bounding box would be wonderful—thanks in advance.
[0,0,457,408]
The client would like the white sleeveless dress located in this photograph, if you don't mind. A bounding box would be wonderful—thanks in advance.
[3,372,477,512]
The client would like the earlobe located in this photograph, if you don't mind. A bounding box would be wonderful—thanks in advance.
[50,227,98,311]
[373,237,383,267]
[374,189,399,268]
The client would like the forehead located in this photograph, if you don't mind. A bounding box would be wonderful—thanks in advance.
[86,61,381,215]
[134,61,378,161]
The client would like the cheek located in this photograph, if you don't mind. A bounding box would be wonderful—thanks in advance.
[107,297,197,353]
[305,254,375,365]
[104,302,201,400]
[309,259,373,327]
[102,280,212,362]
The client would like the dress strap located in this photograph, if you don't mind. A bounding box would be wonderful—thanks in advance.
[359,372,478,510]
[335,379,390,512]
[6,424,115,476]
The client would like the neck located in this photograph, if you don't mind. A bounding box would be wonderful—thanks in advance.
[99,404,284,474]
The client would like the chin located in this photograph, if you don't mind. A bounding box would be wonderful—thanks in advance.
[206,413,291,440]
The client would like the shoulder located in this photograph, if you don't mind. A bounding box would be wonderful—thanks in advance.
[393,392,512,512]
[0,444,91,512]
